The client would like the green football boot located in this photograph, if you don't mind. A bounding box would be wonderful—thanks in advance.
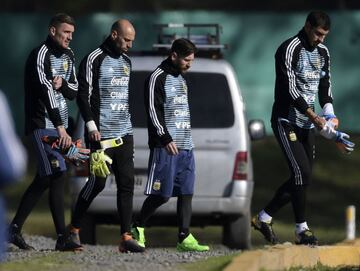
[176,233,209,252]
[131,226,146,248]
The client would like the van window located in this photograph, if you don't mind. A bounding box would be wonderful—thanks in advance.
[129,71,234,128]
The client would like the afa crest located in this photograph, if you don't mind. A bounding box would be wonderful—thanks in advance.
[63,60,69,72]
[288,131,297,142]
[123,65,130,76]
[153,180,161,191]
[182,82,187,93]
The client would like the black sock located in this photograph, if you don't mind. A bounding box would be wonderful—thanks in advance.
[11,174,50,230]
[178,229,190,243]
[71,176,106,228]
[48,173,66,235]
[177,195,192,238]
[264,180,292,216]
[56,233,65,242]
[291,185,307,223]
[10,223,20,234]
[137,195,169,227]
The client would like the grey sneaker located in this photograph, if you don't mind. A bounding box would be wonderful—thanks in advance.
[251,215,279,244]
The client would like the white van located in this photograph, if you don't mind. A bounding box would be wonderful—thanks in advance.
[69,24,265,249]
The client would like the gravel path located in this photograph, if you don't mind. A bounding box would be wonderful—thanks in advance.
[5,235,239,271]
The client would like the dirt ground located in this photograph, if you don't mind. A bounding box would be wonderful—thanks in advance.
[225,239,360,271]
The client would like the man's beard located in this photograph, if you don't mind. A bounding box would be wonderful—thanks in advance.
[178,65,189,74]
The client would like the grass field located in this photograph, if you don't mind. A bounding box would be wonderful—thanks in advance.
[2,134,360,270]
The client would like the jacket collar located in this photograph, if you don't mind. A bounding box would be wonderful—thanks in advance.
[101,36,122,58]
[45,36,67,56]
[298,28,316,52]
[160,57,181,76]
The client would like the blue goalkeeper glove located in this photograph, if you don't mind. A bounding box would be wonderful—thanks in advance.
[319,122,355,154]
[64,144,90,166]
[334,131,355,154]
[42,136,90,166]
[320,113,338,129]
[322,113,336,121]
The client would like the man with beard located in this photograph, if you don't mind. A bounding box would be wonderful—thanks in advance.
[9,13,81,251]
[131,38,209,252]
[69,19,144,253]
[251,11,355,246]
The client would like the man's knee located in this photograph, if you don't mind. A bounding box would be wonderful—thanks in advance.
[156,195,170,204]
[150,195,170,205]
[33,174,52,189]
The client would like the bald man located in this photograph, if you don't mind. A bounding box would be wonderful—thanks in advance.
[70,19,144,252]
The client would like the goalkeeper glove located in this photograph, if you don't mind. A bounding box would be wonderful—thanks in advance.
[64,143,90,166]
[319,122,355,154]
[322,113,336,121]
[319,103,338,129]
[90,150,113,178]
[42,136,90,166]
[335,132,355,154]
[321,113,338,129]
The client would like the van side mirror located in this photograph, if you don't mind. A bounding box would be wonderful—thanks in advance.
[248,119,265,140]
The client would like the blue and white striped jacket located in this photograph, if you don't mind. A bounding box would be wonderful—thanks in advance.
[77,37,132,140]
[145,57,194,150]
[24,36,78,135]
[271,28,333,129]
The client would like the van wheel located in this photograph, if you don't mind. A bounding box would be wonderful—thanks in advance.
[79,214,96,245]
[222,212,251,249]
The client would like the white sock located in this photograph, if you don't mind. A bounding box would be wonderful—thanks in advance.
[295,222,309,234]
[258,210,272,223]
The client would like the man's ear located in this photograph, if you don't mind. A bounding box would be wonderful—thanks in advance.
[49,26,56,37]
[171,52,177,61]
[304,21,312,32]
[111,30,117,40]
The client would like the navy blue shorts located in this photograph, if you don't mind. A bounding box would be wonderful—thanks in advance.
[144,148,195,197]
[32,129,66,177]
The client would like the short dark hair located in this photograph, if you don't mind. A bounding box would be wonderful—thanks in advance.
[111,21,120,32]
[306,11,331,30]
[171,38,197,58]
[49,13,75,28]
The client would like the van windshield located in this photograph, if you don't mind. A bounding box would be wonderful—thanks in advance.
[129,71,234,128]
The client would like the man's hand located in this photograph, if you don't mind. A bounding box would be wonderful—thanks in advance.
[319,122,355,154]
[90,150,113,178]
[320,103,338,129]
[319,121,337,139]
[42,137,90,165]
[64,143,90,166]
[165,141,179,155]
[335,132,355,154]
[56,126,72,149]
[89,130,101,142]
[321,113,339,129]
[52,76,63,90]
